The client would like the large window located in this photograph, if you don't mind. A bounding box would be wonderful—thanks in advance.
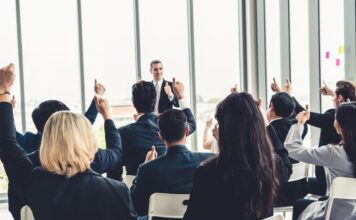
[194,0,240,151]
[21,0,81,132]
[139,0,191,103]
[265,0,281,101]
[81,0,136,136]
[320,0,345,112]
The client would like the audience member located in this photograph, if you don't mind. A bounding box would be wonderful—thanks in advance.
[0,64,137,220]
[287,102,356,220]
[184,92,278,220]
[107,80,196,180]
[149,60,179,113]
[130,87,213,215]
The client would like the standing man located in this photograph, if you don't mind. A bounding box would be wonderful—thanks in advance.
[150,60,179,113]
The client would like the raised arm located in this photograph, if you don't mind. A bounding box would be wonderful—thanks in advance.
[173,79,196,134]
[0,64,33,195]
[90,97,123,174]
[84,79,105,124]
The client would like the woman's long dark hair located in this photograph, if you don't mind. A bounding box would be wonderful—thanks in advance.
[336,102,356,177]
[215,92,278,219]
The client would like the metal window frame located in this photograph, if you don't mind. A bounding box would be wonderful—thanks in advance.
[280,0,291,82]
[345,0,356,81]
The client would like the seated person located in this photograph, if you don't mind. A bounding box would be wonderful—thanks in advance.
[286,102,356,220]
[183,92,278,220]
[108,79,196,180]
[16,79,104,153]
[0,64,136,220]
[130,84,213,216]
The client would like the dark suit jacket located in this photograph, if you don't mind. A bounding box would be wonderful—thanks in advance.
[108,108,196,180]
[0,102,136,220]
[157,79,179,113]
[183,157,272,220]
[130,145,213,216]
[16,99,98,154]
[294,98,341,146]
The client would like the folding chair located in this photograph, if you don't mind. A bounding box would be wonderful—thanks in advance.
[325,177,356,220]
[263,214,285,220]
[20,205,34,220]
[148,193,189,220]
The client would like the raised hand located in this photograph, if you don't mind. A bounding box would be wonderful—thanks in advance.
[94,79,106,96]
[172,78,185,99]
[95,96,111,120]
[296,104,310,124]
[212,124,219,142]
[320,80,335,97]
[145,146,157,162]
[230,84,239,93]
[205,118,213,129]
[270,77,281,93]
[164,81,173,98]
[284,79,292,95]
[0,63,16,92]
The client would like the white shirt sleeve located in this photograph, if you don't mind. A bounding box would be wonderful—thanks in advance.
[178,98,190,110]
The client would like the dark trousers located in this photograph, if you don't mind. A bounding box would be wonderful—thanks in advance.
[308,166,327,196]
[275,178,310,206]
[292,199,315,220]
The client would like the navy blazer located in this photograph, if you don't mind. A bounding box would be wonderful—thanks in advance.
[157,79,179,113]
[108,107,196,180]
[130,145,214,216]
[16,99,98,154]
[0,102,136,220]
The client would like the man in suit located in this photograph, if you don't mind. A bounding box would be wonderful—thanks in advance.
[150,60,179,113]
[293,80,356,196]
[130,82,213,215]
[107,80,196,180]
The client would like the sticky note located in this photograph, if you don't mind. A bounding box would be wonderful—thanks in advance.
[336,58,340,66]
[338,46,345,54]
[325,51,330,59]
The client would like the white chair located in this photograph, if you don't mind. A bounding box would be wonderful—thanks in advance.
[20,205,34,220]
[263,214,285,220]
[274,162,310,216]
[148,193,189,220]
[325,177,356,220]
[123,175,135,188]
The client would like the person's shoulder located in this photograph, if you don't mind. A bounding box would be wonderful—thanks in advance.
[324,108,335,115]
[194,152,215,160]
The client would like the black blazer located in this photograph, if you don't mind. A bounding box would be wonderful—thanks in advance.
[157,79,179,113]
[108,108,196,179]
[130,145,213,216]
[183,158,272,220]
[0,103,136,220]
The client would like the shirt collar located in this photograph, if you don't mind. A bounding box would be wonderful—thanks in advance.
[153,79,163,87]
[166,145,189,155]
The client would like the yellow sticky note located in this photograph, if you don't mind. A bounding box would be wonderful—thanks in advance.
[338,46,345,54]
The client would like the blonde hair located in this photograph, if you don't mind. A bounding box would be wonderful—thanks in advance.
[40,111,98,177]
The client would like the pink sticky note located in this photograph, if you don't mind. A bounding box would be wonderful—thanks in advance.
[326,51,330,59]
[336,58,340,66]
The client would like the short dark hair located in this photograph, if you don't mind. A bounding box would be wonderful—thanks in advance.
[32,100,70,133]
[270,92,295,117]
[132,81,156,113]
[150,59,163,69]
[335,80,356,101]
[158,109,187,143]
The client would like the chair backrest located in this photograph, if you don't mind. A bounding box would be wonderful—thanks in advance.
[20,205,34,220]
[288,162,309,182]
[148,193,190,220]
[263,214,285,220]
[123,175,135,189]
[325,177,356,220]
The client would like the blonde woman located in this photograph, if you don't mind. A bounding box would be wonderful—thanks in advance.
[0,64,137,220]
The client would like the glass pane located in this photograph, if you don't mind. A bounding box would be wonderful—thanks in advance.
[21,0,81,132]
[290,0,311,145]
[81,0,136,140]
[266,0,281,101]
[139,0,190,103]
[194,0,240,152]
[320,0,345,112]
